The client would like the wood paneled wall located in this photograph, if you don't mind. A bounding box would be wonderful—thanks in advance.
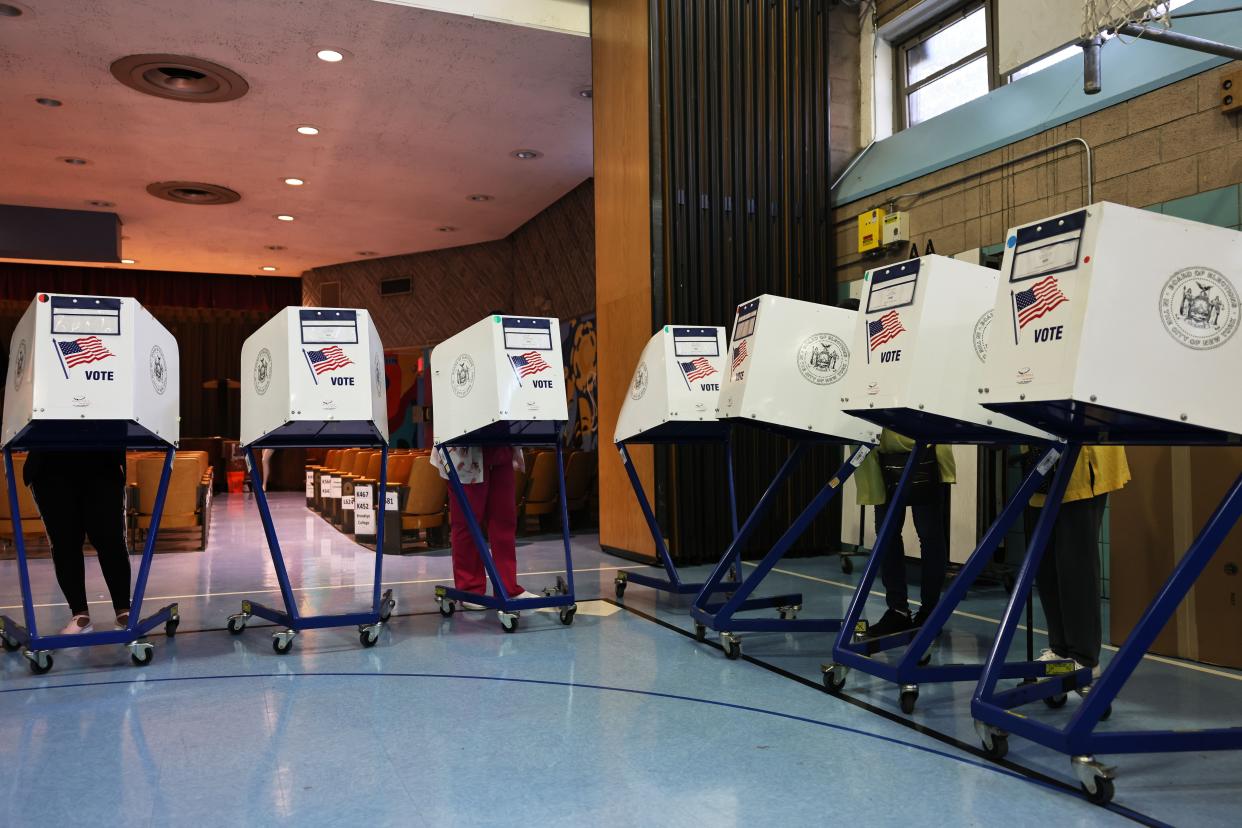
[592,0,657,559]
[303,180,595,350]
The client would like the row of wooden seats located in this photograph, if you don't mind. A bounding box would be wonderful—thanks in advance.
[0,450,213,554]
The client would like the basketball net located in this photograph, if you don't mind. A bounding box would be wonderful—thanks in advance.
[1082,1,1175,42]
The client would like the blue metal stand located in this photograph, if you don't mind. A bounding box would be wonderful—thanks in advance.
[824,443,1077,713]
[434,423,577,633]
[612,439,741,600]
[971,443,1242,804]
[688,444,872,659]
[0,446,180,674]
[226,443,395,653]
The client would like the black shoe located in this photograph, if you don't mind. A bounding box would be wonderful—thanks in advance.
[866,608,913,638]
[911,606,943,639]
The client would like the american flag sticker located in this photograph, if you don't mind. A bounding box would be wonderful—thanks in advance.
[56,336,115,371]
[305,345,353,377]
[730,340,748,373]
[680,357,717,383]
[867,310,906,352]
[1013,275,1069,331]
[511,350,550,378]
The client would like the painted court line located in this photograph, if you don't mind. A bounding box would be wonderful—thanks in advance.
[746,562,1242,683]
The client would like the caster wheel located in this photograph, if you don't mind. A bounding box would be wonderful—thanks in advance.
[899,688,919,715]
[1044,693,1068,709]
[981,733,1008,760]
[694,623,706,643]
[1,636,19,653]
[165,617,180,637]
[27,651,53,675]
[822,665,847,695]
[777,605,800,621]
[722,635,741,660]
[438,600,455,618]
[226,615,247,635]
[379,592,396,622]
[614,578,627,600]
[360,627,380,648]
[500,613,519,634]
[130,646,154,667]
[272,634,294,655]
[841,555,854,574]
[1081,777,1115,806]
[559,606,577,626]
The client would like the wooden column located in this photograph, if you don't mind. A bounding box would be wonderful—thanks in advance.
[591,0,656,559]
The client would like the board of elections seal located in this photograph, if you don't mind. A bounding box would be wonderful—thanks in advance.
[1159,267,1239,351]
[630,361,649,400]
[373,355,384,398]
[149,345,169,396]
[795,333,848,386]
[451,354,476,398]
[972,310,993,363]
[253,347,272,396]
[12,340,27,390]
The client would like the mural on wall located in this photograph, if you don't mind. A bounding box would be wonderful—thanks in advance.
[563,313,597,451]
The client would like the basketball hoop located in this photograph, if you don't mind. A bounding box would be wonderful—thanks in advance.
[1082,1,1175,42]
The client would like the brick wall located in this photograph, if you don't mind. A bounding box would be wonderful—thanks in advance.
[832,64,1242,283]
[830,3,862,178]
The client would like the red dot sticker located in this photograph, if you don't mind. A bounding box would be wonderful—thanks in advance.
[1083,256,1091,263]
[38,294,48,302]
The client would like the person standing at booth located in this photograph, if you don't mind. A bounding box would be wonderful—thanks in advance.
[439,446,540,609]
[23,449,131,634]
[1030,447,1130,688]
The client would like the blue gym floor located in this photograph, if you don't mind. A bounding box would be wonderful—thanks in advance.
[1,493,1238,827]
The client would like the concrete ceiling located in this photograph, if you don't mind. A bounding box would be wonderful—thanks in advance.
[0,0,593,277]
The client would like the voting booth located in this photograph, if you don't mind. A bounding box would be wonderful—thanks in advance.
[429,315,577,631]
[823,257,1067,714]
[690,295,878,659]
[226,307,395,654]
[0,293,181,673]
[613,326,740,599]
[969,204,1242,803]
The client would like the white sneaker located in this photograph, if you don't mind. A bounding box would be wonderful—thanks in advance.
[1036,648,1061,662]
[1073,659,1102,695]
[113,612,131,631]
[461,601,487,611]
[59,614,93,635]
[513,590,541,600]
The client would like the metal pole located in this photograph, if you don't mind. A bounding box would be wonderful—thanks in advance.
[1082,36,1103,95]
[1118,21,1242,61]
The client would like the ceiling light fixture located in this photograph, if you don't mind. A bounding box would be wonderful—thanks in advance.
[111,54,249,103]
[265,244,286,251]
[296,125,319,136]
[316,49,345,63]
[276,214,295,221]
[36,97,62,107]
[283,177,305,186]
[147,181,240,205]
[357,250,377,256]
[59,156,88,165]
[87,200,115,207]
[261,266,278,272]
[437,226,457,232]
[466,194,493,202]
[511,149,542,160]
[121,259,136,264]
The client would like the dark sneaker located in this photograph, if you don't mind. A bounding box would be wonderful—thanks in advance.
[866,608,913,638]
[911,606,944,639]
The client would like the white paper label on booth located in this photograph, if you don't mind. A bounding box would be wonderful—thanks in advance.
[866,261,919,313]
[329,477,342,498]
[305,471,314,498]
[672,327,720,357]
[1009,210,1085,283]
[384,490,398,511]
[342,495,355,511]
[355,487,372,508]
[502,317,554,351]
[51,296,122,336]
[300,309,359,344]
[355,508,375,534]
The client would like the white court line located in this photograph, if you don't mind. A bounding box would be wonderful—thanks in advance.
[744,562,1242,683]
[0,564,645,612]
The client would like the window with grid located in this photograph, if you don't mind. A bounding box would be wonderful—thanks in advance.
[898,3,991,129]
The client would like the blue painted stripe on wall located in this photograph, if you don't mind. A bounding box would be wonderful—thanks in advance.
[834,0,1241,207]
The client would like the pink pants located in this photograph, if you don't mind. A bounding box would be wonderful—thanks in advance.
[449,446,522,597]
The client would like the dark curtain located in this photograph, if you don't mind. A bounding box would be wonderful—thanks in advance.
[651,0,838,563]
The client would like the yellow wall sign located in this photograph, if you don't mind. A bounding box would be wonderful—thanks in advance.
[858,207,886,253]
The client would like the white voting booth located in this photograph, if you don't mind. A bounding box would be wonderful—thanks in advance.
[981,201,1242,442]
[430,315,576,630]
[228,306,393,654]
[240,307,387,447]
[3,293,179,448]
[0,293,180,672]
[615,326,728,444]
[719,294,878,444]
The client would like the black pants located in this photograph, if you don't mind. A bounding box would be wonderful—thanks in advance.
[873,485,948,613]
[30,470,131,615]
[1033,493,1107,668]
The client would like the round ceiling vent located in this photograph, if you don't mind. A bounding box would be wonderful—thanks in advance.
[111,54,249,103]
[146,181,241,205]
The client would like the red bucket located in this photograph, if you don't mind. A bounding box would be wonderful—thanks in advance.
[227,470,245,493]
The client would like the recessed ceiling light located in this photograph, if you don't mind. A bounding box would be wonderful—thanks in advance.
[261,266,278,271]
[296,125,319,136]
[266,244,286,251]
[577,88,593,99]
[36,97,62,107]
[276,214,295,221]
[466,194,493,202]
[283,177,305,186]
[511,149,542,160]
[86,200,115,207]
[59,156,88,165]
[316,49,345,63]
[437,226,457,232]
[0,4,24,17]
[121,259,136,264]
[357,250,377,256]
